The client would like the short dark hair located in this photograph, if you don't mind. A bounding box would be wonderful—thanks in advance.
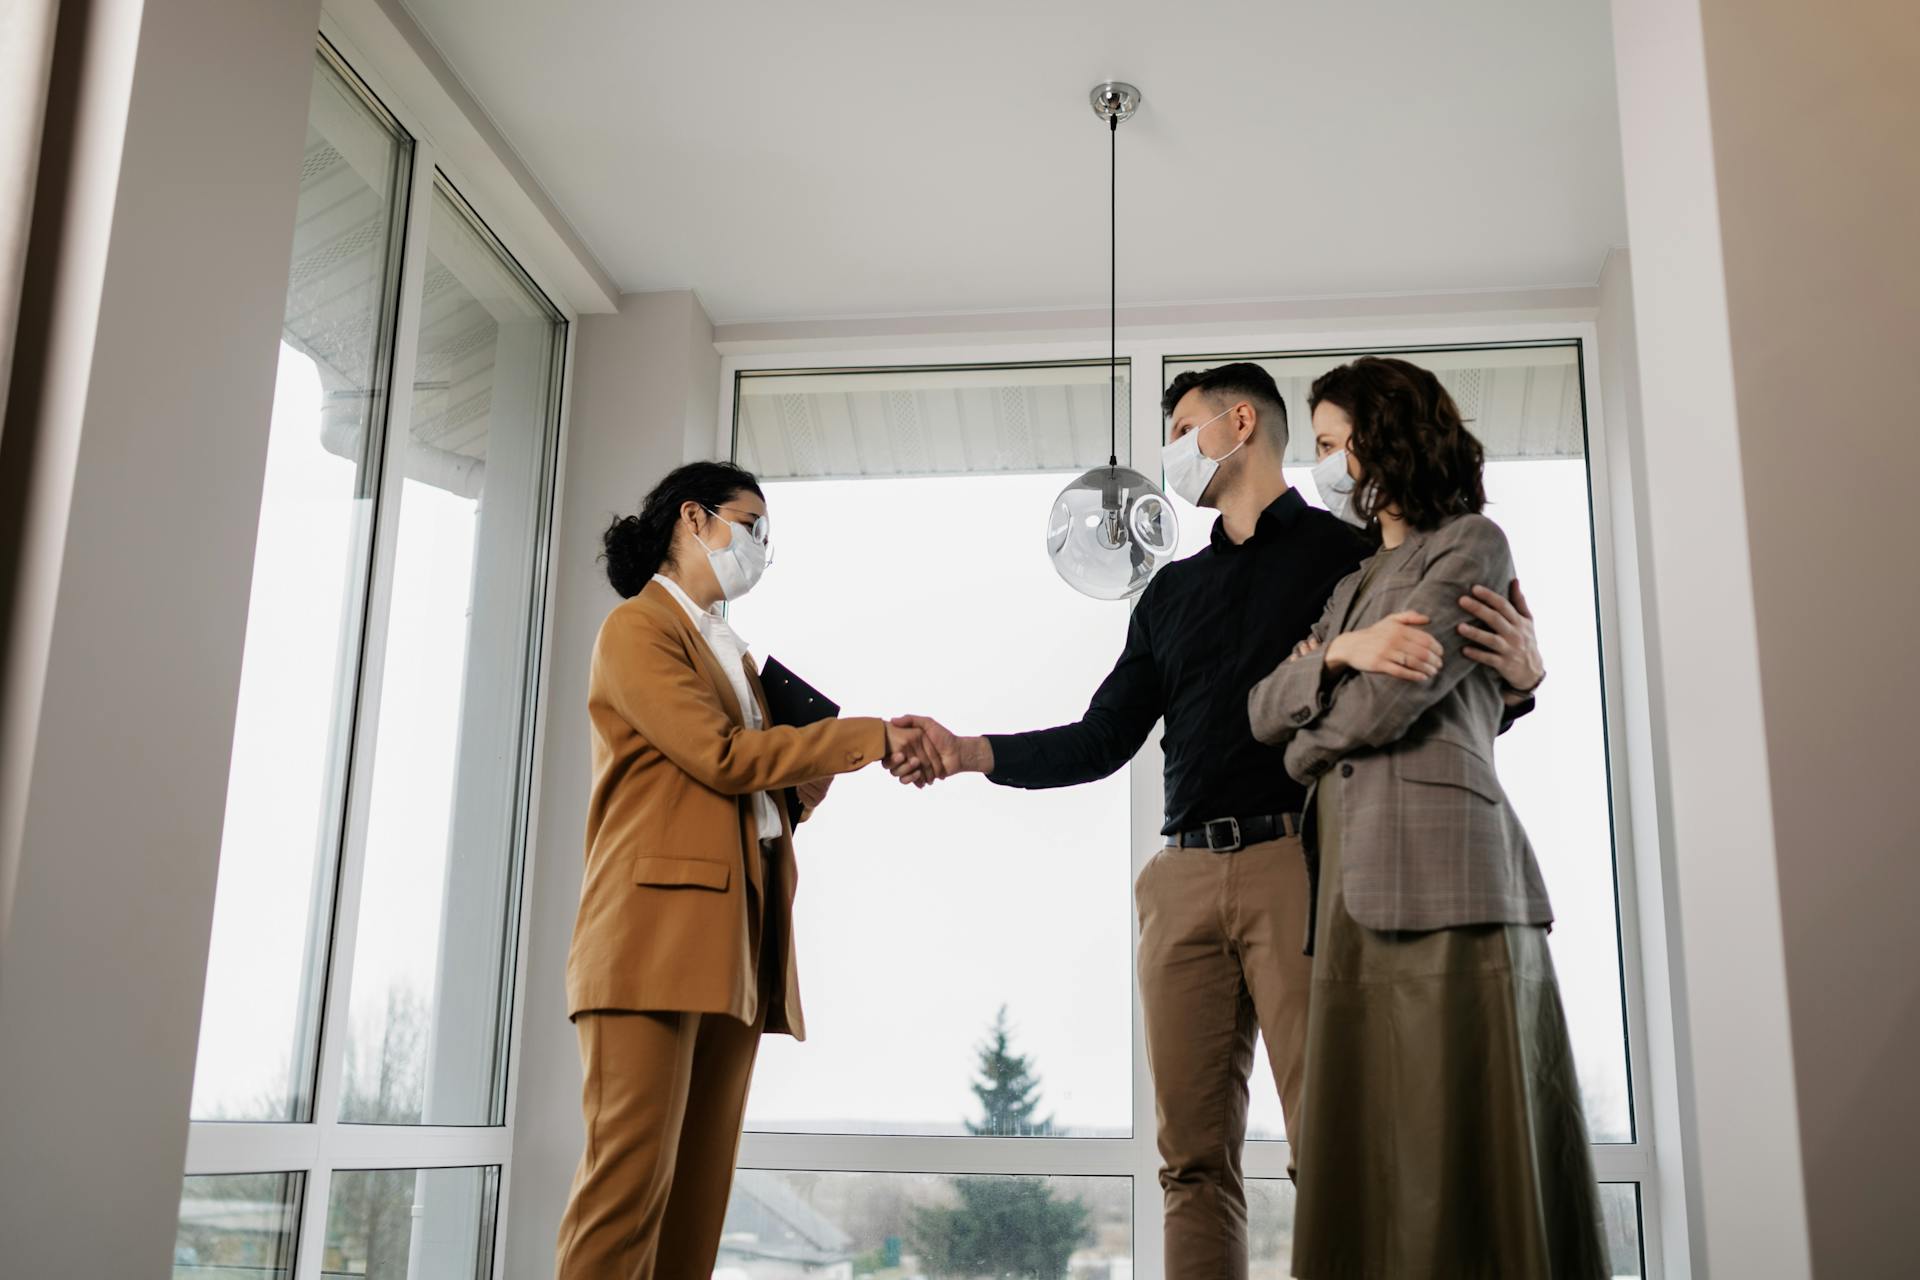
[1161,361,1288,451]
[602,460,765,598]
[1307,357,1484,531]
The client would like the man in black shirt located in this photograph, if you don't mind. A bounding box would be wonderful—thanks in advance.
[893,362,1540,1279]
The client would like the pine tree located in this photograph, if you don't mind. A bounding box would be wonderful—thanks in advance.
[912,1008,1091,1278]
[966,1005,1054,1137]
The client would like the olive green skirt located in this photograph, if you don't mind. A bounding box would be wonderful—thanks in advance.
[1291,771,1610,1280]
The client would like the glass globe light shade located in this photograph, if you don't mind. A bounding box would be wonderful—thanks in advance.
[1046,464,1180,600]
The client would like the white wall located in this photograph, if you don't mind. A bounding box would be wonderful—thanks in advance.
[1691,2,1920,1273]
[0,0,323,1273]
[1608,1,1815,1273]
[1611,0,1920,1273]
[504,289,720,1279]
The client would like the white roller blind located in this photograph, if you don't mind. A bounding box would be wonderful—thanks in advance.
[1164,344,1587,463]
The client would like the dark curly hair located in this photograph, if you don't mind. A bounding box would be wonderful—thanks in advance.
[602,460,765,598]
[1307,357,1484,531]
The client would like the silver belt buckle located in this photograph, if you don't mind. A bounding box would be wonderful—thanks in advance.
[1204,816,1243,853]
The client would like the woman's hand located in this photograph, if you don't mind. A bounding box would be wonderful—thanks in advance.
[795,777,833,811]
[1458,580,1544,694]
[1292,635,1322,661]
[1325,611,1444,683]
[883,720,923,778]
[885,715,984,788]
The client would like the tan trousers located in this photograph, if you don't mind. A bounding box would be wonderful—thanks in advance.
[1136,835,1315,1280]
[553,1004,764,1280]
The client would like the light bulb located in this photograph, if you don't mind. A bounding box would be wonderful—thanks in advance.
[1046,464,1180,600]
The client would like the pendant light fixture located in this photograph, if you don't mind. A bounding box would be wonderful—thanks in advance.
[1045,81,1178,601]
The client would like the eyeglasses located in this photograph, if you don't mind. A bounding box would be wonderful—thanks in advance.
[705,505,775,563]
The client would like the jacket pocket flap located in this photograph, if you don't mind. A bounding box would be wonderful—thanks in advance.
[634,856,731,891]
[1392,745,1503,803]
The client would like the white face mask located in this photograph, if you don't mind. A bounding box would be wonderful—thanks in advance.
[1310,449,1368,528]
[1161,405,1246,507]
[696,510,770,600]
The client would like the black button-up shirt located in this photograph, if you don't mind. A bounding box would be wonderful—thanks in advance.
[986,489,1371,834]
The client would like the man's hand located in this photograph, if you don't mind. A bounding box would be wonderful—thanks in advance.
[1458,579,1544,696]
[1325,611,1444,683]
[795,777,833,811]
[887,715,990,788]
[883,720,928,781]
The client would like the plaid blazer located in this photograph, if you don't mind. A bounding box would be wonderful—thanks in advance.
[1247,514,1552,933]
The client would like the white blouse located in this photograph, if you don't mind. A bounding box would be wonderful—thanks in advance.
[652,575,784,842]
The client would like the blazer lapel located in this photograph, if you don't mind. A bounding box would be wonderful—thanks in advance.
[636,584,771,899]
[637,582,747,727]
[1329,566,1368,635]
[1333,528,1435,632]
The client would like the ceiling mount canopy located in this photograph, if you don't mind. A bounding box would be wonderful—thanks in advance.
[1047,81,1177,601]
[1088,80,1142,125]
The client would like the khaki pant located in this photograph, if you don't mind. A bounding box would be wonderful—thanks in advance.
[553,1005,766,1279]
[1136,835,1315,1280]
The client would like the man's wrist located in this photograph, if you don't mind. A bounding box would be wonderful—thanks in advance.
[959,735,995,775]
[1502,674,1542,705]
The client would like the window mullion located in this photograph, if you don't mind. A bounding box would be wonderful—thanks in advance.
[184,1121,324,1176]
[317,1125,515,1171]
[305,138,439,1173]
[1579,328,1669,1275]
[1128,345,1167,1280]
[293,135,434,1280]
[490,321,573,1280]
[292,1165,334,1280]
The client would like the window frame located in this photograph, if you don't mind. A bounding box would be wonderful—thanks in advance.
[715,317,1668,1278]
[182,33,576,1280]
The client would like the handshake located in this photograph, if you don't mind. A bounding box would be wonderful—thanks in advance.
[881,715,992,788]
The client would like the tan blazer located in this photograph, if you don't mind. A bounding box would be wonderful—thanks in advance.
[1248,514,1552,933]
[564,580,887,1035]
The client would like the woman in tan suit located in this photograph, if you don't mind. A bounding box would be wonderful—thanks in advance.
[555,460,919,1279]
[1249,358,1607,1278]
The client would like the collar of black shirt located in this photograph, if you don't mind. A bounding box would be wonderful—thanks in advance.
[1207,487,1308,553]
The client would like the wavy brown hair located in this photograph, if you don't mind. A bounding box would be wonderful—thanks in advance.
[1307,356,1485,531]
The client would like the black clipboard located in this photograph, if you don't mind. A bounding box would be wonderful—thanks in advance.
[761,656,840,824]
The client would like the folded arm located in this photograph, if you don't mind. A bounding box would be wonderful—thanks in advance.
[1282,518,1514,781]
[1247,584,1348,748]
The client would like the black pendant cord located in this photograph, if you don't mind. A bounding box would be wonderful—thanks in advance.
[1108,111,1118,469]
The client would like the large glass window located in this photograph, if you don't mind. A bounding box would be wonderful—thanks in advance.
[728,340,1655,1277]
[180,41,564,1280]
[1164,344,1633,1147]
[341,185,562,1127]
[731,363,1135,1137]
[192,50,411,1124]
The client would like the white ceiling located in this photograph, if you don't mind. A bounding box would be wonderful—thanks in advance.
[400,0,1627,324]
